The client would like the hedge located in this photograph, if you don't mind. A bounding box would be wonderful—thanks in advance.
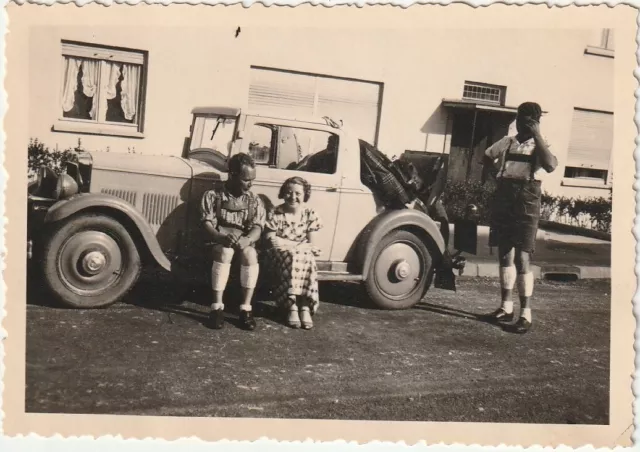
[442,180,612,233]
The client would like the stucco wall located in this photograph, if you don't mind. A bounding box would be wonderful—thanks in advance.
[28,25,613,198]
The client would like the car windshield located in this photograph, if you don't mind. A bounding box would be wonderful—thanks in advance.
[188,116,237,164]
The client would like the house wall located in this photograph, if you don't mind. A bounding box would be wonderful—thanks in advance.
[28,25,613,199]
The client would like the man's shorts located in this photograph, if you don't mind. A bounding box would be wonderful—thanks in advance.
[489,179,541,253]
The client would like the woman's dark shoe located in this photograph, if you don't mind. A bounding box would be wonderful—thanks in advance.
[484,308,514,324]
[208,309,225,330]
[239,310,257,331]
[511,317,532,334]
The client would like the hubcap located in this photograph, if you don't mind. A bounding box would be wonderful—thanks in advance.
[57,230,123,296]
[374,241,424,299]
[394,260,411,280]
[82,251,107,274]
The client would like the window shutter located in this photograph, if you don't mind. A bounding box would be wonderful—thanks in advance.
[249,69,316,119]
[248,68,381,145]
[566,109,613,170]
[316,76,380,144]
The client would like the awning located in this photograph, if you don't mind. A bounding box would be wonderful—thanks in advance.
[441,98,518,114]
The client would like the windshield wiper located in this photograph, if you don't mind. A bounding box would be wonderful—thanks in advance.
[210,118,224,140]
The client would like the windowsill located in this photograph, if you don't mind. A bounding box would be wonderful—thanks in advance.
[584,46,614,59]
[562,177,611,189]
[53,121,144,139]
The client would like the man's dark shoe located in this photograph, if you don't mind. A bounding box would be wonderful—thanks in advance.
[511,317,532,334]
[207,309,225,330]
[239,310,257,331]
[484,308,514,324]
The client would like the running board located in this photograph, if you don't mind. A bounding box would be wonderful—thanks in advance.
[317,271,364,281]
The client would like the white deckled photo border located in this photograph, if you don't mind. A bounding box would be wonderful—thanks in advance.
[0,1,638,451]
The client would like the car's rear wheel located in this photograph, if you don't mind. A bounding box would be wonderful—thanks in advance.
[41,213,141,309]
[364,229,433,310]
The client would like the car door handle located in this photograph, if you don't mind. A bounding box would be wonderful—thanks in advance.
[326,186,338,192]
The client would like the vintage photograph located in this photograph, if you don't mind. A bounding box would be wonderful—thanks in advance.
[3,2,636,448]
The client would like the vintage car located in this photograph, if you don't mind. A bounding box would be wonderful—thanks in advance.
[27,107,475,310]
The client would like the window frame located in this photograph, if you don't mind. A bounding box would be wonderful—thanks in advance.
[242,118,341,177]
[461,81,507,106]
[247,123,279,167]
[585,29,615,59]
[53,40,148,139]
[562,107,613,190]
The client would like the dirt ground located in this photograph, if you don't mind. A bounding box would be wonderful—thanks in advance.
[25,278,610,424]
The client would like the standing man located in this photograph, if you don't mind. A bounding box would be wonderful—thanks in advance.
[482,102,557,334]
[200,153,266,331]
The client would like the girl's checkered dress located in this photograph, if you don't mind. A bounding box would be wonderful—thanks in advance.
[264,205,323,314]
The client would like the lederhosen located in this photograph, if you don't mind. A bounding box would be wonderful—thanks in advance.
[214,191,257,238]
[489,138,542,253]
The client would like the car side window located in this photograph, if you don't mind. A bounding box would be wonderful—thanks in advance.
[279,127,338,175]
[247,123,339,175]
[248,124,276,165]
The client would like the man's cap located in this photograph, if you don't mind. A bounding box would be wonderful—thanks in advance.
[517,102,542,121]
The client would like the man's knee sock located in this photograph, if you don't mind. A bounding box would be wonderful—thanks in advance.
[499,266,517,313]
[517,272,534,321]
[211,262,231,310]
[239,264,260,311]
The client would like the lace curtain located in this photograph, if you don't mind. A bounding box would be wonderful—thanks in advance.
[61,56,141,121]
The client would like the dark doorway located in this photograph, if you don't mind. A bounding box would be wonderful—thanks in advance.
[447,109,513,183]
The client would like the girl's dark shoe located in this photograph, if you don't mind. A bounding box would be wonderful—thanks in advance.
[208,309,225,330]
[485,308,514,323]
[240,310,257,331]
[512,317,532,334]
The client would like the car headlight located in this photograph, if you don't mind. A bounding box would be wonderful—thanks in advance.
[53,173,79,200]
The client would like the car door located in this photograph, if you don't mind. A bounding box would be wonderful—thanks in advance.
[240,116,342,261]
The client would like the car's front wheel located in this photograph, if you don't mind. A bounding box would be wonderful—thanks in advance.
[364,229,434,310]
[41,213,142,309]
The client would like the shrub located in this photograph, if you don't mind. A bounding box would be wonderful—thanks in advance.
[441,180,612,233]
[441,180,494,225]
[28,138,81,176]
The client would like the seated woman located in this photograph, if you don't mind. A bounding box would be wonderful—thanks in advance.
[264,176,323,329]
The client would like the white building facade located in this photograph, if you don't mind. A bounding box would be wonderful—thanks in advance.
[27,24,614,198]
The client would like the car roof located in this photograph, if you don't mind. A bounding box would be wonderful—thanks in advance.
[191,106,342,129]
[191,106,241,117]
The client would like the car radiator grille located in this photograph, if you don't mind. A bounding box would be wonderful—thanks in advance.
[101,188,138,206]
[141,193,180,225]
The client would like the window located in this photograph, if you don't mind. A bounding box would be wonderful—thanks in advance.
[55,41,147,137]
[247,123,338,175]
[248,124,276,165]
[190,116,237,155]
[563,108,613,187]
[462,81,506,105]
[248,67,381,145]
[601,29,615,50]
[585,29,614,58]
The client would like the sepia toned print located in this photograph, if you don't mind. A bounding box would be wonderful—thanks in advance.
[3,2,637,448]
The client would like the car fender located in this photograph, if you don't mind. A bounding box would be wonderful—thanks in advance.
[357,208,445,278]
[43,193,172,272]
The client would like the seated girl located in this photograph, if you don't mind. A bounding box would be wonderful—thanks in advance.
[264,177,323,329]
